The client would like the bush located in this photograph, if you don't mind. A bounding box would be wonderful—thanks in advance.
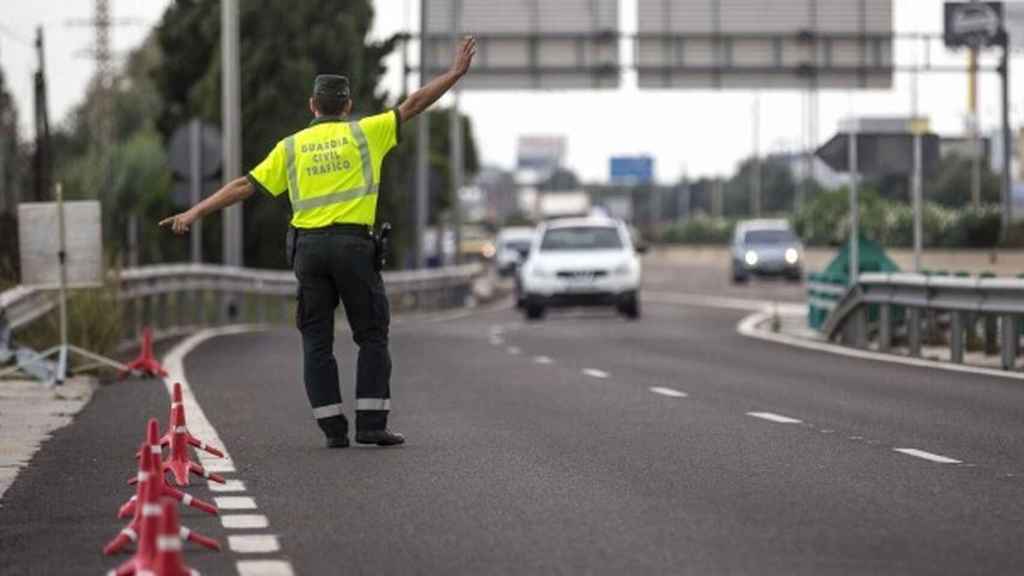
[792,187,1008,248]
[660,215,735,244]
[17,277,123,366]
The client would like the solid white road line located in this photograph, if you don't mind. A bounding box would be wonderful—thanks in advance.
[649,386,688,398]
[893,448,962,464]
[533,355,553,365]
[215,496,258,510]
[582,368,610,379]
[236,560,296,576]
[506,346,521,355]
[221,514,270,529]
[746,411,803,424]
[209,479,247,492]
[228,534,281,554]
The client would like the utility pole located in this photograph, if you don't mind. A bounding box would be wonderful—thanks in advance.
[415,0,430,268]
[222,0,243,266]
[1000,36,1012,240]
[968,47,982,207]
[449,0,464,265]
[848,123,860,287]
[751,92,762,217]
[32,26,51,203]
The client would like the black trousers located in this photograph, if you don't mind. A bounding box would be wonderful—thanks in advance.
[294,228,391,437]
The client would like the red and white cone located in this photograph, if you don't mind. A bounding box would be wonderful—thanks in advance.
[107,424,220,566]
[120,327,167,379]
[162,383,224,457]
[163,404,225,486]
[121,419,218,518]
[147,500,202,576]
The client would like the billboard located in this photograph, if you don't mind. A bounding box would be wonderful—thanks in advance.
[944,2,1004,48]
[422,0,620,90]
[636,0,893,90]
[517,136,567,172]
[610,156,655,185]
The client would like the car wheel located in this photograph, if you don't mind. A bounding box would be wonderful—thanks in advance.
[732,271,749,284]
[525,304,545,320]
[618,295,640,319]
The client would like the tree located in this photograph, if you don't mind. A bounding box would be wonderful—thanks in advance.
[723,156,798,216]
[0,62,24,281]
[927,153,1001,208]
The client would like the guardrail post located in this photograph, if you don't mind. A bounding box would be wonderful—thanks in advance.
[1001,315,1018,370]
[984,315,999,355]
[878,304,892,352]
[214,290,225,325]
[950,311,964,364]
[908,308,922,357]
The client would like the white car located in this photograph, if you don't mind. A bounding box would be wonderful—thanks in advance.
[519,217,642,320]
[495,226,536,277]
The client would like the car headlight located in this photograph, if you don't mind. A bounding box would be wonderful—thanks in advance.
[744,250,759,267]
[784,247,800,265]
[481,242,496,259]
[613,260,634,276]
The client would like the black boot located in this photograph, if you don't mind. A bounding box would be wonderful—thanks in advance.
[355,430,405,446]
[355,410,404,446]
[317,414,350,449]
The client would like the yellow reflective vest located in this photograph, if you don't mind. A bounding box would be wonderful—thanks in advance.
[247,110,400,228]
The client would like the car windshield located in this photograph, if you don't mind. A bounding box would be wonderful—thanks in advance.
[540,226,623,251]
[744,229,796,244]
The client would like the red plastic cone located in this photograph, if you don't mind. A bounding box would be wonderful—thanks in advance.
[163,404,225,486]
[120,327,167,378]
[163,383,224,458]
[121,420,219,518]
[146,500,201,576]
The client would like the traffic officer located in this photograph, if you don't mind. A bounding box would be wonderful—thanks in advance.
[160,36,477,448]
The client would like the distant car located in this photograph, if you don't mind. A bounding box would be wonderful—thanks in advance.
[731,219,803,283]
[495,226,536,277]
[519,217,642,320]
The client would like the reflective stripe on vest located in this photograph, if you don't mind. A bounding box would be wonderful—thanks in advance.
[284,121,375,213]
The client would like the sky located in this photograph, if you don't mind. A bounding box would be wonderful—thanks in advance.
[1,0,1023,183]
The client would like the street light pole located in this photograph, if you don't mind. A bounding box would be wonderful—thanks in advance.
[415,0,429,268]
[221,0,242,266]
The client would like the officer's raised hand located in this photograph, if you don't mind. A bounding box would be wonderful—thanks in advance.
[159,208,198,235]
[397,36,476,123]
[451,36,477,77]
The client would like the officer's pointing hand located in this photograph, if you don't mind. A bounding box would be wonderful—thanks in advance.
[159,209,197,235]
[451,36,477,77]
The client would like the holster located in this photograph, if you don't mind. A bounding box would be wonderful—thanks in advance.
[285,225,298,269]
[373,222,392,272]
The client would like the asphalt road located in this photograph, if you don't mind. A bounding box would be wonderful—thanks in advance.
[3,279,1024,574]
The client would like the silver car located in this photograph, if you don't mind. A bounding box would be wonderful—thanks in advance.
[730,220,803,283]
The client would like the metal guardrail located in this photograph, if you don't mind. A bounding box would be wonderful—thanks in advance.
[0,263,482,350]
[806,273,848,330]
[822,272,1023,369]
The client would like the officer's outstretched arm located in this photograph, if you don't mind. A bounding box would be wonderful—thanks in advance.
[397,36,476,123]
[159,177,255,235]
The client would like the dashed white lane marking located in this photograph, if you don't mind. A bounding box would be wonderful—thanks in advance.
[746,411,803,424]
[649,386,687,398]
[222,514,270,529]
[210,479,247,492]
[215,496,258,510]
[894,448,962,464]
[582,368,610,379]
[506,346,521,355]
[228,534,281,554]
[533,355,553,365]
[237,560,296,576]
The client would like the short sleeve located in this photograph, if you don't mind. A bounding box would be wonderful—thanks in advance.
[358,110,400,160]
[247,141,288,197]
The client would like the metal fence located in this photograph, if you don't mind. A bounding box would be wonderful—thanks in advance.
[822,272,1024,370]
[1,263,482,349]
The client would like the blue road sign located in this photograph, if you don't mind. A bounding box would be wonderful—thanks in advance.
[610,156,654,185]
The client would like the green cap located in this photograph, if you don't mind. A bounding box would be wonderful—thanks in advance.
[313,74,350,99]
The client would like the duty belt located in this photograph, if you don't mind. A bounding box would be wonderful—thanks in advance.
[295,223,372,237]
